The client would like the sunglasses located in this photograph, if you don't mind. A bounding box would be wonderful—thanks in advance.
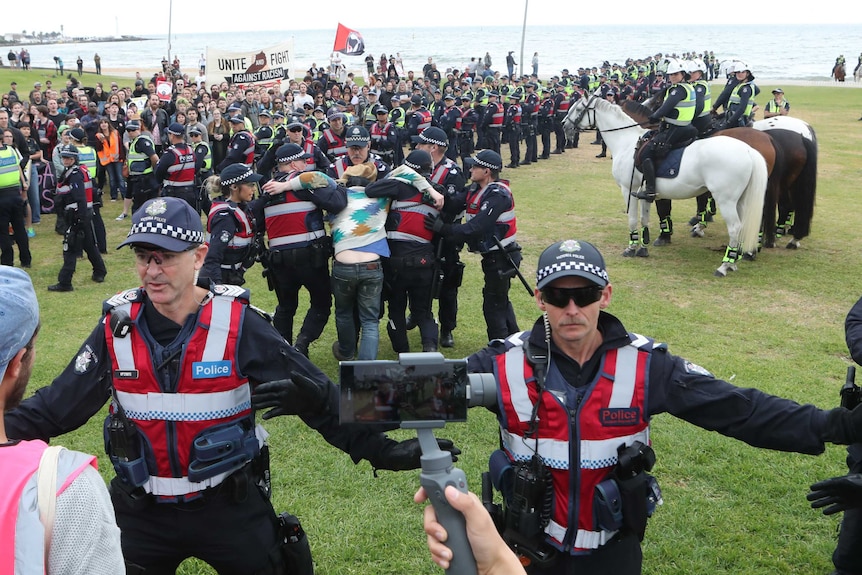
[288,127,303,132]
[541,285,604,308]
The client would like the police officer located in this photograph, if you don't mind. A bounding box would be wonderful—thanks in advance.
[155,122,199,212]
[522,83,539,165]
[634,59,697,202]
[504,91,522,168]
[119,120,159,220]
[436,93,462,161]
[216,115,256,173]
[68,127,107,253]
[720,62,756,129]
[366,150,445,353]
[552,82,570,153]
[405,94,432,150]
[258,144,345,356]
[48,144,107,292]
[369,105,399,166]
[482,91,504,155]
[318,111,349,163]
[425,150,521,341]
[0,128,31,268]
[686,59,717,232]
[5,196,458,575]
[253,109,275,166]
[201,164,264,286]
[413,127,468,348]
[457,95,478,169]
[328,126,391,180]
[467,238,862,575]
[189,126,213,209]
[537,88,555,159]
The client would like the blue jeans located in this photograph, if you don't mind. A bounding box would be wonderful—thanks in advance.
[331,260,383,360]
[27,163,40,223]
[105,161,127,200]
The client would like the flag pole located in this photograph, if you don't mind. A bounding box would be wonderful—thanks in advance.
[519,0,528,80]
[167,0,173,64]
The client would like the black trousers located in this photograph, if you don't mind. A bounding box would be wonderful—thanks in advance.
[127,174,158,214]
[480,250,521,341]
[485,127,502,154]
[527,531,642,575]
[506,130,521,165]
[554,115,568,151]
[162,185,199,214]
[269,254,332,345]
[111,477,281,575]
[833,443,862,573]
[58,215,106,286]
[385,258,437,352]
[0,191,31,267]
[539,123,552,157]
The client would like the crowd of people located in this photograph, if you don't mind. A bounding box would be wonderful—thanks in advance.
[6,47,862,575]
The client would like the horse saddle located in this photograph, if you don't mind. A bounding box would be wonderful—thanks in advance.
[633,132,696,178]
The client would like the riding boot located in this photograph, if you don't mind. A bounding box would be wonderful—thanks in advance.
[634,158,657,202]
[596,142,607,158]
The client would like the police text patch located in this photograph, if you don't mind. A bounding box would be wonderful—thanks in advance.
[600,408,640,426]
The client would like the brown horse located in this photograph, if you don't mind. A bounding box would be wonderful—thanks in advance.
[620,100,783,245]
[833,62,846,82]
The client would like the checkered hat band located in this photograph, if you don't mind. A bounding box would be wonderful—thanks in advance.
[277,152,305,163]
[537,261,609,284]
[474,157,500,170]
[129,220,206,245]
[421,134,448,146]
[221,170,255,186]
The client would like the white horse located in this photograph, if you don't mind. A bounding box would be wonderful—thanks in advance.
[563,96,769,277]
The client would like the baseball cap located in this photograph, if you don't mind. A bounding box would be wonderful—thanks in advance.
[276,143,311,163]
[411,126,448,147]
[0,267,40,382]
[167,122,185,136]
[772,88,784,94]
[118,197,207,252]
[344,126,370,146]
[535,239,609,289]
[470,150,503,171]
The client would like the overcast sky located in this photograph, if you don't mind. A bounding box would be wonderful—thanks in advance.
[4,0,860,37]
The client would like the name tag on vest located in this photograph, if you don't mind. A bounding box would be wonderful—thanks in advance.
[114,369,139,379]
[192,361,232,379]
[600,407,640,426]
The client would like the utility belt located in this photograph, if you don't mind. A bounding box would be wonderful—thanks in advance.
[479,241,521,279]
[105,413,263,502]
[265,236,332,269]
[387,253,435,272]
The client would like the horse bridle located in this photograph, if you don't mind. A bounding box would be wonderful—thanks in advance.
[571,94,651,132]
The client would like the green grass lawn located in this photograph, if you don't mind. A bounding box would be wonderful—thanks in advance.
[0,67,136,96]
[12,84,862,574]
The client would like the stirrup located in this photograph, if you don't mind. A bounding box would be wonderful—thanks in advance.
[632,189,656,202]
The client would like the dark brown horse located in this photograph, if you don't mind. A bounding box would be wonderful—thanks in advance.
[833,62,846,82]
[621,99,814,249]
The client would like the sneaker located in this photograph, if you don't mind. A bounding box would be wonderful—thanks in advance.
[47,283,74,292]
[115,213,128,221]
[26,227,35,238]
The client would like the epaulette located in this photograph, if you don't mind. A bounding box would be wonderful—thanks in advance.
[102,288,143,313]
[210,283,251,303]
[247,304,273,324]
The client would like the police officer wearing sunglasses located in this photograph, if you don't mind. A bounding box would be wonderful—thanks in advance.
[466,239,862,575]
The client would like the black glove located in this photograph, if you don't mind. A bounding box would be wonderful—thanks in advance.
[370,437,461,471]
[823,406,862,445]
[808,474,862,515]
[252,371,330,420]
[647,116,659,125]
[424,213,452,237]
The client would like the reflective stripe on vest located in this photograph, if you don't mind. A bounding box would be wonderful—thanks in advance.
[465,181,517,250]
[105,292,253,496]
[388,192,437,244]
[496,334,651,553]
[264,180,325,249]
[664,83,696,126]
[77,145,98,173]
[163,144,196,186]
[128,134,154,175]
[322,129,347,157]
[728,81,754,118]
[694,80,711,117]
[206,202,256,269]
[197,141,213,172]
[0,146,19,189]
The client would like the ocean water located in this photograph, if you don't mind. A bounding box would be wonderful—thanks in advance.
[8,24,861,82]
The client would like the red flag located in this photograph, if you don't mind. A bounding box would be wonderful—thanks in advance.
[333,23,365,56]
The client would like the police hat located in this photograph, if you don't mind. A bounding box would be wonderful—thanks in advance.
[403,149,433,175]
[374,105,389,115]
[219,163,264,186]
[118,197,207,252]
[509,91,522,100]
[460,94,473,102]
[273,111,286,119]
[229,115,245,124]
[344,126,370,146]
[536,239,609,289]
[327,110,345,121]
[276,143,312,163]
[411,126,448,147]
[487,91,499,98]
[470,150,503,171]
[227,102,242,112]
[68,127,86,142]
[443,93,455,100]
[59,144,79,159]
[259,109,272,117]
[189,127,202,136]
[286,116,305,129]
[125,120,141,132]
[410,94,424,105]
[167,122,185,136]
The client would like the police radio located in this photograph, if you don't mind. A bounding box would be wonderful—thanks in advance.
[841,366,860,410]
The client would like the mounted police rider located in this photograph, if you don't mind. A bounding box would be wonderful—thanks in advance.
[634,59,697,202]
[718,62,756,129]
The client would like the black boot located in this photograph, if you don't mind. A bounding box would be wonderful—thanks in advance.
[634,158,657,202]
